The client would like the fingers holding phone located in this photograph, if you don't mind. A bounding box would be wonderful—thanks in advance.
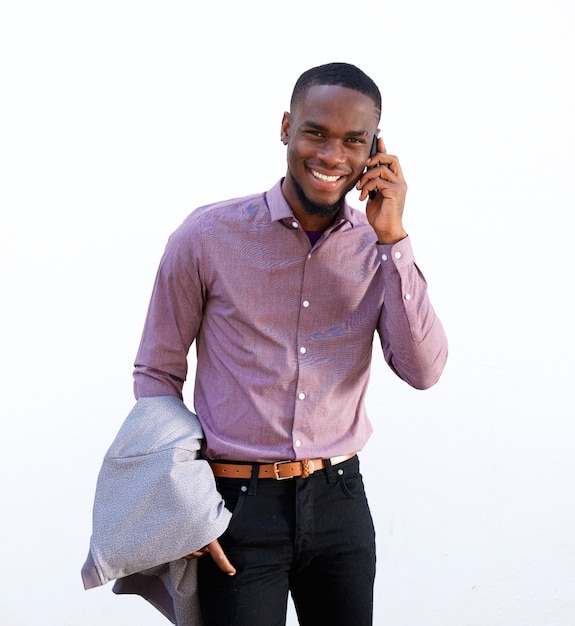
[360,137,403,199]
[359,136,408,244]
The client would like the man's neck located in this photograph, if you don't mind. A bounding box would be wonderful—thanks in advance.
[291,205,339,231]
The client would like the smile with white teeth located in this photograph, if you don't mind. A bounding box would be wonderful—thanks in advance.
[311,170,341,182]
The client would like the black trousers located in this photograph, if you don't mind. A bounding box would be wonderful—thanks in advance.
[198,455,376,626]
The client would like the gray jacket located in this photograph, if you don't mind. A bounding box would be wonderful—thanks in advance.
[81,396,231,625]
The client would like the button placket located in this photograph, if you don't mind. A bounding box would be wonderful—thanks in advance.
[293,244,320,459]
[297,299,310,401]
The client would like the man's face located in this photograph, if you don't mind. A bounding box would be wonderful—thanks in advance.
[281,84,380,218]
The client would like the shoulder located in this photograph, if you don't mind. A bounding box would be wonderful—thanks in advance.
[161,190,268,255]
[182,191,268,232]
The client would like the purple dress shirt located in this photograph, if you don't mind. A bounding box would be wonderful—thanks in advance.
[134,180,447,462]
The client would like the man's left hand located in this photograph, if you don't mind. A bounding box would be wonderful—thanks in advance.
[357,137,408,245]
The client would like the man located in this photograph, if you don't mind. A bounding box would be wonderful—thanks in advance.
[133,62,448,625]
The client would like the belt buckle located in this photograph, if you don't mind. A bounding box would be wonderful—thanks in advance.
[272,460,294,480]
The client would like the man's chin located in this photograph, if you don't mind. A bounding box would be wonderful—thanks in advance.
[289,170,352,218]
[301,196,342,218]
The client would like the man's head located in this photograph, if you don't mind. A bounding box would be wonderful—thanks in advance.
[290,63,381,121]
[281,63,382,222]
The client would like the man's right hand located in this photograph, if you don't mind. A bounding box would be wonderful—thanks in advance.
[184,538,236,576]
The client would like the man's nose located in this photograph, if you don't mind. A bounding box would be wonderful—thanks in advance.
[318,139,346,165]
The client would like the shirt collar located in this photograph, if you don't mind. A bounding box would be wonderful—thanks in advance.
[266,179,358,228]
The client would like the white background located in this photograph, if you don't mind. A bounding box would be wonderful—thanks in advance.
[1,1,574,624]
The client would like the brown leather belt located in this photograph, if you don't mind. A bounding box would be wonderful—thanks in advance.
[209,453,356,481]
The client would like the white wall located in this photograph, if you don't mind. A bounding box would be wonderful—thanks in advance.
[1,1,573,624]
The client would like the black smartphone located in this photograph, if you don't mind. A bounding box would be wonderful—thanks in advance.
[368,135,378,200]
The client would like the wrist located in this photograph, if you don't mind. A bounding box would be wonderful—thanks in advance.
[376,229,408,245]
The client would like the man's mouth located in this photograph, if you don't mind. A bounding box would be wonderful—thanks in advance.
[311,169,342,183]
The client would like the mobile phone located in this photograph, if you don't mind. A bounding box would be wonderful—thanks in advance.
[368,135,378,200]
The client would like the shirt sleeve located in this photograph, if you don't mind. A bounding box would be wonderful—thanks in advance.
[133,221,204,399]
[376,236,448,389]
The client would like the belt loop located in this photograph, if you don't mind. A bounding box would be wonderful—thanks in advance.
[324,458,336,483]
[247,463,259,495]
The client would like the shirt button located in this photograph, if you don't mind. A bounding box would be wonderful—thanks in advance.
[302,300,310,308]
[307,253,312,260]
[295,440,302,448]
[381,254,388,261]
[298,392,306,400]
[404,293,411,300]
[300,346,307,354]
[292,221,299,229]
[394,251,402,259]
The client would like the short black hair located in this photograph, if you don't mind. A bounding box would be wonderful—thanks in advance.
[290,62,381,119]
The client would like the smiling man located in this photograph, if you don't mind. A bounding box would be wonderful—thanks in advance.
[282,82,380,222]
[130,62,448,625]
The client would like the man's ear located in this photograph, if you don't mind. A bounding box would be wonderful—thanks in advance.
[280,111,291,145]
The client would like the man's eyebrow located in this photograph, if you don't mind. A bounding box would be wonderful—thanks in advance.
[301,121,329,131]
[301,121,370,137]
[346,130,370,138]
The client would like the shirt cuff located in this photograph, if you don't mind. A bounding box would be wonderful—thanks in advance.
[376,235,414,269]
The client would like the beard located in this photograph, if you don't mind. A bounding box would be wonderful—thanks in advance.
[289,169,348,218]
